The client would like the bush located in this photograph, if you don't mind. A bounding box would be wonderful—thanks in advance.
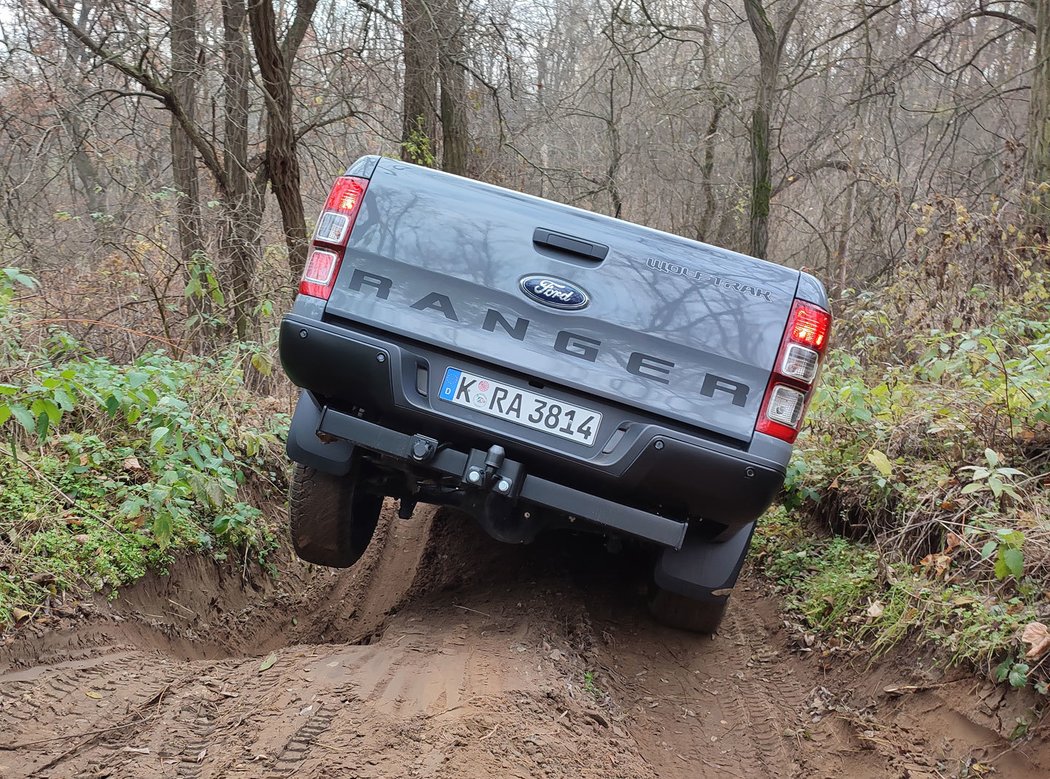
[0,269,288,625]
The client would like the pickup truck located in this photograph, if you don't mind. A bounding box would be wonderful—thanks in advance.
[279,155,831,632]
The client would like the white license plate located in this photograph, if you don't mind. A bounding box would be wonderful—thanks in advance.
[438,368,602,446]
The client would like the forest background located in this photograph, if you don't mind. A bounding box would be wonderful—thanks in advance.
[0,0,1048,694]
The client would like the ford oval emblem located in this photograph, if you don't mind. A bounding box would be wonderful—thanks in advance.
[519,275,590,310]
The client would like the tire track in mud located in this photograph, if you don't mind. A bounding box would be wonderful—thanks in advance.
[587,584,810,779]
[718,599,806,778]
[2,512,1049,778]
[268,701,339,777]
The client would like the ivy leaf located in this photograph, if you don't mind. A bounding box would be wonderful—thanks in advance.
[994,659,1012,683]
[1008,663,1030,689]
[866,449,893,478]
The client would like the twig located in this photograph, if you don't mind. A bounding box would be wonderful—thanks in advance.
[20,318,183,349]
[479,723,500,741]
[452,604,493,618]
[0,712,160,751]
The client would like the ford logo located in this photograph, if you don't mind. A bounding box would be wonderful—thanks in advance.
[519,275,590,310]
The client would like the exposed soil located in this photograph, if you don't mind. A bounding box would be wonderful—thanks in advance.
[1,505,1048,778]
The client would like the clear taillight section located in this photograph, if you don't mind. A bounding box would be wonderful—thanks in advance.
[755,300,832,443]
[299,175,369,299]
[781,343,819,383]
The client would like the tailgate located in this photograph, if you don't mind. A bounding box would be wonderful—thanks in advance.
[323,159,800,443]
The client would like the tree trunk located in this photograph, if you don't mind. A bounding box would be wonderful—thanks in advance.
[1028,0,1050,233]
[743,0,803,260]
[400,0,439,165]
[221,0,263,341]
[170,0,210,331]
[60,1,108,232]
[247,0,317,280]
[438,1,469,175]
[744,0,778,259]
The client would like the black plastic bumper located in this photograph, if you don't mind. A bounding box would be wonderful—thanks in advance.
[280,314,787,531]
[312,400,688,549]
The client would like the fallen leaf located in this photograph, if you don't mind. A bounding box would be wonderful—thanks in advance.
[259,653,278,672]
[945,531,963,551]
[1021,622,1050,659]
[11,607,32,623]
[123,456,142,471]
[919,552,952,578]
[866,600,885,619]
[85,690,102,699]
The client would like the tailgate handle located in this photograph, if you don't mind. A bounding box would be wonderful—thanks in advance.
[533,228,609,261]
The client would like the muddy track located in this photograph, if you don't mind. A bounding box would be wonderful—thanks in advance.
[1,505,1048,778]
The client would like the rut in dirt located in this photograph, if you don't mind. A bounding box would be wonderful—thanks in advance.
[2,504,1049,779]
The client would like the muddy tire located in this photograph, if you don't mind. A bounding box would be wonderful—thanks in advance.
[289,461,384,568]
[648,588,728,634]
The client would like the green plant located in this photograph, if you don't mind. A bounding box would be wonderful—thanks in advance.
[994,659,1030,689]
[582,670,603,699]
[979,528,1026,582]
[960,449,1026,503]
[401,117,436,167]
[0,269,287,626]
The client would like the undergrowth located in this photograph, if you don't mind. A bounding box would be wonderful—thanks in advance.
[753,507,1046,693]
[0,269,288,626]
[764,222,1050,691]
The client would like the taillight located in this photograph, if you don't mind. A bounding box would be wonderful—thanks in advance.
[755,300,831,443]
[299,175,369,299]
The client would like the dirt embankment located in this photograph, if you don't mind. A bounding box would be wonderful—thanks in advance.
[1,506,1048,778]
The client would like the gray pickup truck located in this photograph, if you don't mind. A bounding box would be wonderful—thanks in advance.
[279,156,831,632]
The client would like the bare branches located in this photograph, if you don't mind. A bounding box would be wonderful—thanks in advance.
[35,0,229,193]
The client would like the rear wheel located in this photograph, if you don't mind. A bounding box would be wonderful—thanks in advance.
[289,459,384,567]
[648,588,729,634]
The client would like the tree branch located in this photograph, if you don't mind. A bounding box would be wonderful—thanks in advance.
[281,0,320,70]
[35,0,229,193]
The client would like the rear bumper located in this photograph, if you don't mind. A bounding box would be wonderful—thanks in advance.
[280,312,788,535]
[300,395,689,549]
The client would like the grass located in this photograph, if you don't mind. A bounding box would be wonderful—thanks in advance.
[754,505,1047,693]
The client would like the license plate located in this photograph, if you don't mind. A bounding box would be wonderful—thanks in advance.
[438,368,602,446]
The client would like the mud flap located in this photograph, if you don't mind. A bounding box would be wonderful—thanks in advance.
[653,521,756,602]
[287,392,355,476]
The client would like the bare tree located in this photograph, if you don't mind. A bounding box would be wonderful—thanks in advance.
[1029,0,1050,231]
[743,0,803,259]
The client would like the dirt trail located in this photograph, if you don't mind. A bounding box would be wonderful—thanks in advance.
[1,506,1047,778]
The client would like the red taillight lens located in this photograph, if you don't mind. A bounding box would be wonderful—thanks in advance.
[299,175,369,299]
[790,303,830,349]
[755,299,832,443]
